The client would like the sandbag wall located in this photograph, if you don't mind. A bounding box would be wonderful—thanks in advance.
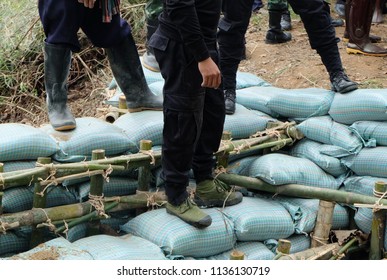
[1,66,386,260]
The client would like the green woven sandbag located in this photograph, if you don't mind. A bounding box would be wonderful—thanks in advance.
[40,117,136,162]
[120,207,236,258]
[73,234,167,260]
[0,123,58,162]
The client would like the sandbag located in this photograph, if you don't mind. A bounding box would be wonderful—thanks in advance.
[264,234,311,255]
[349,121,387,147]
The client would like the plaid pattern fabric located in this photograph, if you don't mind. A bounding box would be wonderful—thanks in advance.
[343,175,386,197]
[120,207,236,258]
[100,0,120,23]
[236,72,271,89]
[350,121,387,147]
[265,234,311,255]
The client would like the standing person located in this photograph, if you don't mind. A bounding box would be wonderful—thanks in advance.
[149,0,243,228]
[38,0,163,131]
[219,0,358,115]
[265,0,292,44]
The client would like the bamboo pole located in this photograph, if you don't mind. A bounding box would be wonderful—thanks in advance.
[230,250,245,260]
[277,243,340,260]
[0,191,167,232]
[217,131,232,169]
[329,237,358,260]
[273,239,291,260]
[369,181,387,260]
[311,200,336,248]
[217,173,387,206]
[137,140,153,216]
[0,163,3,215]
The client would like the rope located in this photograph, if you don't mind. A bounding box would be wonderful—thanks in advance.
[35,208,56,232]
[140,150,156,165]
[103,164,113,183]
[373,188,387,212]
[310,232,329,246]
[62,220,69,240]
[88,194,109,218]
[136,189,166,209]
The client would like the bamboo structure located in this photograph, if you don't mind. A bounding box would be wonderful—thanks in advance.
[137,140,154,216]
[273,239,291,260]
[229,250,245,260]
[311,200,336,248]
[277,243,340,260]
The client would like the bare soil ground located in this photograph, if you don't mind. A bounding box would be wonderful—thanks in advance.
[3,7,387,127]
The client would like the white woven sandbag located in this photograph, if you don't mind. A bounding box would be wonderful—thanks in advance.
[73,234,167,260]
[290,138,348,177]
[296,115,364,156]
[222,197,295,241]
[248,153,343,189]
[341,147,387,178]
[40,117,136,162]
[328,89,387,125]
[349,121,387,147]
[235,86,282,117]
[113,110,164,154]
[120,207,236,258]
[0,123,58,162]
[3,237,93,260]
[267,88,334,121]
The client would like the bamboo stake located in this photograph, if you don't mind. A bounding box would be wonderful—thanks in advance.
[217,131,232,169]
[273,239,291,260]
[369,181,387,260]
[329,237,358,260]
[0,191,167,232]
[137,140,153,216]
[230,250,245,260]
[311,200,336,248]
[217,173,387,206]
[277,243,340,260]
[0,163,3,215]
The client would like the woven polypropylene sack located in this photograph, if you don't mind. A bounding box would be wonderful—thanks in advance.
[236,71,271,89]
[73,234,167,260]
[41,117,136,162]
[120,207,236,258]
[222,196,295,241]
[264,234,311,255]
[296,116,364,156]
[349,121,387,146]
[248,153,344,189]
[343,175,387,197]
[0,123,58,162]
[328,89,387,125]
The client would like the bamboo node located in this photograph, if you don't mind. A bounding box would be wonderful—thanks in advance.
[35,208,57,232]
[140,150,156,165]
[88,194,109,218]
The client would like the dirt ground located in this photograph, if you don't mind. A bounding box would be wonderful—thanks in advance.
[4,7,387,127]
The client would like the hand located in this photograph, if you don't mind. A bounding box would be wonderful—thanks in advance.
[78,0,97,9]
[198,58,221,89]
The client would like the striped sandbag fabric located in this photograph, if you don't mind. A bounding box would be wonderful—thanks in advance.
[3,237,93,260]
[223,104,273,140]
[343,175,387,197]
[2,161,37,172]
[120,207,236,258]
[266,88,334,121]
[41,117,136,162]
[0,123,58,162]
[222,196,295,241]
[113,111,164,153]
[341,147,387,178]
[248,153,344,189]
[354,207,372,234]
[296,116,364,155]
[73,234,167,260]
[328,89,387,125]
[264,234,311,255]
[2,185,78,213]
[349,121,387,146]
[290,139,348,177]
[235,86,282,117]
[148,80,164,97]
[198,241,275,260]
[78,177,139,201]
[228,155,261,176]
[236,71,271,89]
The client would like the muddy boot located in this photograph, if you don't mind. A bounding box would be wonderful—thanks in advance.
[265,10,292,44]
[280,10,292,31]
[142,18,160,72]
[194,178,243,208]
[330,70,358,93]
[44,43,76,131]
[166,198,212,228]
[106,34,163,112]
[224,89,236,115]
[346,0,387,56]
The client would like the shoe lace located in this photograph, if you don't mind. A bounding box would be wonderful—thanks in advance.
[213,178,235,208]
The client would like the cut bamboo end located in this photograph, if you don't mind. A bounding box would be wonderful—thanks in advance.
[277,239,291,254]
[105,111,120,123]
[230,250,245,260]
[374,181,387,198]
[119,95,127,109]
[222,131,232,141]
[140,140,153,151]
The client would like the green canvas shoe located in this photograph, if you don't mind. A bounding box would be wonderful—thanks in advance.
[194,178,243,208]
[166,198,212,229]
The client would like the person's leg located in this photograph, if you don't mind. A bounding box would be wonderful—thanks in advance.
[218,0,254,115]
[38,0,83,131]
[335,0,346,17]
[288,0,358,93]
[280,2,292,31]
[266,0,292,44]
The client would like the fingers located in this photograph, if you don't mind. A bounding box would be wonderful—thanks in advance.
[78,0,96,9]
[201,73,221,89]
[198,58,221,89]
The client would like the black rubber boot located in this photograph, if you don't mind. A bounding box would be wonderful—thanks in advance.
[224,89,236,115]
[142,18,160,72]
[44,43,76,131]
[106,34,163,112]
[265,10,292,44]
[330,70,358,93]
[280,10,292,31]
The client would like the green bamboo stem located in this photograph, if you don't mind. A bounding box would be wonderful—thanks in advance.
[229,250,245,260]
[217,173,387,206]
[329,237,358,260]
[277,243,340,260]
[273,239,291,260]
[228,138,293,156]
[217,131,232,168]
[138,140,152,192]
[0,191,167,232]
